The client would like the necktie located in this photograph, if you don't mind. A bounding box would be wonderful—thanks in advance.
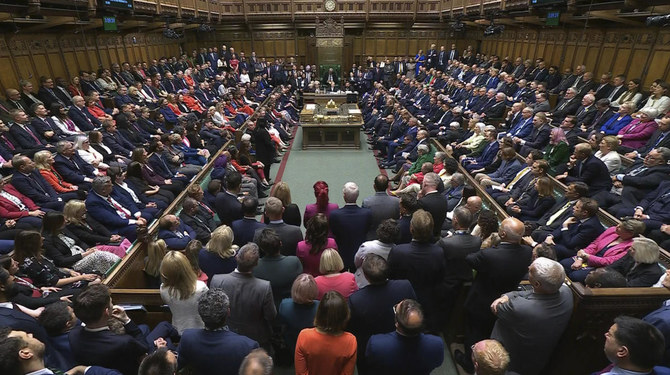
[13,101,24,111]
[108,197,130,219]
[546,201,573,226]
[23,126,42,144]
[1,135,15,151]
[29,174,48,195]
[507,167,530,189]
[653,132,669,148]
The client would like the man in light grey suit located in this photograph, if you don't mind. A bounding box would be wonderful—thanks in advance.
[362,174,400,240]
[490,257,573,375]
[253,197,303,256]
[209,243,276,354]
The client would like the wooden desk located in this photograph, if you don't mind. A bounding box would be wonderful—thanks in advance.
[303,92,350,106]
[301,103,363,149]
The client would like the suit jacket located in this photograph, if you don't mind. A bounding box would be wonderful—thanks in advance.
[609,253,664,287]
[330,205,372,271]
[638,130,670,157]
[66,215,114,246]
[9,123,47,149]
[488,159,523,184]
[362,192,400,240]
[215,190,243,226]
[32,116,66,142]
[209,272,276,347]
[0,184,40,219]
[483,100,506,119]
[158,221,197,250]
[43,228,90,267]
[177,328,259,375]
[574,105,597,128]
[254,221,303,256]
[347,280,417,368]
[11,170,59,205]
[85,192,134,230]
[635,180,670,230]
[565,155,613,194]
[0,305,50,347]
[388,241,446,331]
[68,321,149,375]
[232,217,266,246]
[465,242,532,318]
[439,233,482,290]
[102,130,134,157]
[365,331,444,375]
[418,191,448,237]
[491,286,573,375]
[67,105,100,131]
[620,163,670,207]
[522,124,551,151]
[53,153,96,185]
[180,211,216,244]
[551,97,580,121]
[618,119,659,149]
[551,215,604,255]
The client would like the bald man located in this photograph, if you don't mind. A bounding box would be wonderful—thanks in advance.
[455,217,532,373]
[365,299,444,375]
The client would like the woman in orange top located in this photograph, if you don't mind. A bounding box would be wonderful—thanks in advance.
[166,94,185,116]
[232,93,254,116]
[295,291,357,375]
[85,97,110,122]
[68,76,84,97]
[33,150,86,200]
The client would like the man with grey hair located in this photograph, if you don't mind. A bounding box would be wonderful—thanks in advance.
[179,196,216,244]
[455,217,532,373]
[330,182,372,271]
[86,175,146,242]
[253,197,302,256]
[490,257,573,375]
[177,289,260,374]
[238,349,273,375]
[53,139,97,190]
[418,172,448,237]
[210,243,276,354]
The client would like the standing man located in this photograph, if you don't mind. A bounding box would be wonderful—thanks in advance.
[362,174,400,240]
[330,182,372,271]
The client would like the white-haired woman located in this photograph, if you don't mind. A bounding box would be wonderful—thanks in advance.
[606,237,663,287]
[74,135,108,174]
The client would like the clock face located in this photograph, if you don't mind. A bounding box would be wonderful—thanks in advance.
[325,0,336,11]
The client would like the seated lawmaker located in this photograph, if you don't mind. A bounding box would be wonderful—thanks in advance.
[461,129,499,173]
[617,107,659,151]
[607,237,664,287]
[541,197,604,260]
[599,102,634,136]
[85,176,147,242]
[623,113,670,159]
[0,178,47,230]
[507,176,556,222]
[53,140,97,191]
[108,166,162,221]
[11,155,66,211]
[559,219,645,283]
[158,214,197,251]
[615,180,670,246]
[556,142,612,196]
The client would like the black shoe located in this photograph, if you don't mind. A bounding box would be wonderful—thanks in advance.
[258,191,268,198]
[391,168,400,174]
[454,349,474,373]
[272,158,282,163]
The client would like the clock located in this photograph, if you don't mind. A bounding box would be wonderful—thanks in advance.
[324,0,336,12]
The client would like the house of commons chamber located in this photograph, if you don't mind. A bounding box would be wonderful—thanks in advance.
[4,0,670,374]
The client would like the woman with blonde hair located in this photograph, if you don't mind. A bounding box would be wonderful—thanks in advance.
[183,239,208,283]
[314,249,358,300]
[595,135,622,175]
[63,200,131,258]
[34,150,85,200]
[160,251,208,334]
[144,239,168,288]
[199,225,238,280]
[263,181,301,226]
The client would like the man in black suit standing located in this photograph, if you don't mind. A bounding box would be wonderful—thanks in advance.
[215,171,243,226]
[347,254,417,375]
[362,174,400,240]
[253,197,302,256]
[330,182,372,271]
[454,217,532,373]
[418,172,449,238]
[232,197,265,247]
[438,207,482,321]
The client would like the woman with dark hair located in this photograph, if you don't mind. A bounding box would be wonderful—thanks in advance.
[472,209,500,249]
[49,103,84,137]
[297,214,338,277]
[295,291,356,375]
[88,130,129,167]
[42,211,120,274]
[0,255,73,309]
[125,161,174,205]
[12,231,100,289]
[303,181,339,227]
[131,147,183,197]
[353,218,399,288]
[613,78,643,109]
[239,139,270,187]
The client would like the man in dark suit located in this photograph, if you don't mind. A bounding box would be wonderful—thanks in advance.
[179,197,216,244]
[69,284,174,375]
[253,197,302,256]
[215,172,243,227]
[530,181,590,243]
[592,73,614,100]
[157,214,197,250]
[624,114,670,158]
[516,113,551,157]
[8,109,51,155]
[209,243,276,353]
[595,148,670,214]
[177,289,259,374]
[575,71,597,98]
[617,180,670,246]
[366,299,445,375]
[109,168,162,221]
[68,95,100,131]
[232,197,265,247]
[548,87,580,124]
[362,175,400,240]
[388,209,446,333]
[101,119,134,158]
[543,197,604,260]
[37,76,66,108]
[4,88,28,113]
[86,176,147,242]
[53,140,96,190]
[11,155,65,211]
[330,182,372,271]
[455,217,532,373]
[573,94,597,129]
[418,173,449,238]
[348,254,417,375]
[559,143,612,196]
[438,207,482,320]
[490,258,573,375]
[30,104,66,144]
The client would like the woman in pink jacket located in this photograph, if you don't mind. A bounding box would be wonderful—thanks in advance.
[617,107,659,150]
[560,219,646,283]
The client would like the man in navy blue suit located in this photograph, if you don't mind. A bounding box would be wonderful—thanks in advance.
[558,143,613,196]
[179,197,216,244]
[542,197,604,260]
[8,109,52,156]
[330,182,372,271]
[11,155,66,211]
[215,171,244,227]
[157,214,197,250]
[30,103,67,144]
[53,140,97,190]
[68,96,100,131]
[462,130,499,173]
[108,166,162,221]
[177,289,259,375]
[86,176,147,242]
[348,255,416,375]
[366,299,444,375]
[232,197,265,246]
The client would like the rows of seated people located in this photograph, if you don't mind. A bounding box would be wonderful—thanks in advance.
[2,44,670,375]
